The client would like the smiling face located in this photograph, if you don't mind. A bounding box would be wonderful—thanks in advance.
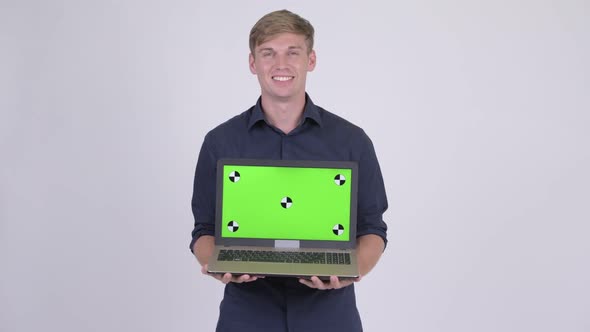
[249,33,316,103]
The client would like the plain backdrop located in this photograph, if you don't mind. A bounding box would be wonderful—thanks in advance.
[1,1,589,331]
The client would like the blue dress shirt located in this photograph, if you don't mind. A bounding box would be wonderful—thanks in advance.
[190,94,388,332]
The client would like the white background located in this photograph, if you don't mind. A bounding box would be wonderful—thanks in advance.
[1,1,589,331]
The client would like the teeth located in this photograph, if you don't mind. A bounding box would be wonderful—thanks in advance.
[272,76,293,81]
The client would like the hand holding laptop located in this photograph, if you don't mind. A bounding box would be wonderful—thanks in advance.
[204,260,359,289]
[202,264,263,284]
[299,275,362,290]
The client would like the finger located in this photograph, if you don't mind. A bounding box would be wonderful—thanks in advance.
[335,276,360,288]
[246,275,264,282]
[300,278,323,289]
[329,275,341,289]
[311,276,328,289]
[298,278,315,288]
[221,273,233,284]
[337,279,355,288]
[236,274,254,283]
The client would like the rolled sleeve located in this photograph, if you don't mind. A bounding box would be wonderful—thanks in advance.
[355,132,388,248]
[189,133,217,252]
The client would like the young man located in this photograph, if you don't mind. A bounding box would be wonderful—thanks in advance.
[190,9,388,332]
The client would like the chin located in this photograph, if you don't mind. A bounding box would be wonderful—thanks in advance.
[266,90,293,99]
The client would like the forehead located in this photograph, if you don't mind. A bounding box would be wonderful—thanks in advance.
[256,32,308,51]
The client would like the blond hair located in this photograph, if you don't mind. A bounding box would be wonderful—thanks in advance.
[249,9,315,55]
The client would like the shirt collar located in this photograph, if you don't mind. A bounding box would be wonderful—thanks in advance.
[248,93,323,130]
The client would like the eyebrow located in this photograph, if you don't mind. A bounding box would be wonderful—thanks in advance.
[257,47,274,53]
[257,46,304,53]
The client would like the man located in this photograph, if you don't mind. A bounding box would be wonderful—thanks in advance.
[190,9,388,332]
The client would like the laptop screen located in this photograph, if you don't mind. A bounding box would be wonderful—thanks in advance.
[219,162,353,242]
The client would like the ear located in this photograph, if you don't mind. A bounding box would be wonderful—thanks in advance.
[249,53,257,74]
[307,50,317,72]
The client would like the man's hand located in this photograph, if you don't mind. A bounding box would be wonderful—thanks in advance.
[201,264,262,284]
[297,234,383,290]
[298,275,361,290]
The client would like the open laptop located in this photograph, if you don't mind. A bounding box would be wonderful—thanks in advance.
[207,159,359,280]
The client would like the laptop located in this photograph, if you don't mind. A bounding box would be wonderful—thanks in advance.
[207,159,359,280]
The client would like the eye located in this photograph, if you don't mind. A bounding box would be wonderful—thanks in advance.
[288,51,300,56]
[261,51,273,57]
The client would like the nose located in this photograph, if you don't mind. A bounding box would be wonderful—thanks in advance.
[275,53,288,70]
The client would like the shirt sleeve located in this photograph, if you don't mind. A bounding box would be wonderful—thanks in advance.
[189,133,217,252]
[355,131,389,248]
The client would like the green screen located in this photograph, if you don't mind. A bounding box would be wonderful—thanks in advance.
[221,165,352,241]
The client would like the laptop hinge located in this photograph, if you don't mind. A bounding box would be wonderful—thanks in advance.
[274,240,300,249]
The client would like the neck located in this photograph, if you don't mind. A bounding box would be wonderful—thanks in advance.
[260,94,306,134]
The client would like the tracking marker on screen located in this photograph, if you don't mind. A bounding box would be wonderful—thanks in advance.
[227,221,239,232]
[281,197,293,209]
[333,224,345,236]
[229,171,240,183]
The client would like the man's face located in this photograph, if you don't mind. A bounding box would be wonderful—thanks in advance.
[249,33,316,102]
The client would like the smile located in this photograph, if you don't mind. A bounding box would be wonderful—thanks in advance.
[272,76,294,81]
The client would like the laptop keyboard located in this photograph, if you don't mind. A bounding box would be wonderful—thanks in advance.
[218,249,351,265]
